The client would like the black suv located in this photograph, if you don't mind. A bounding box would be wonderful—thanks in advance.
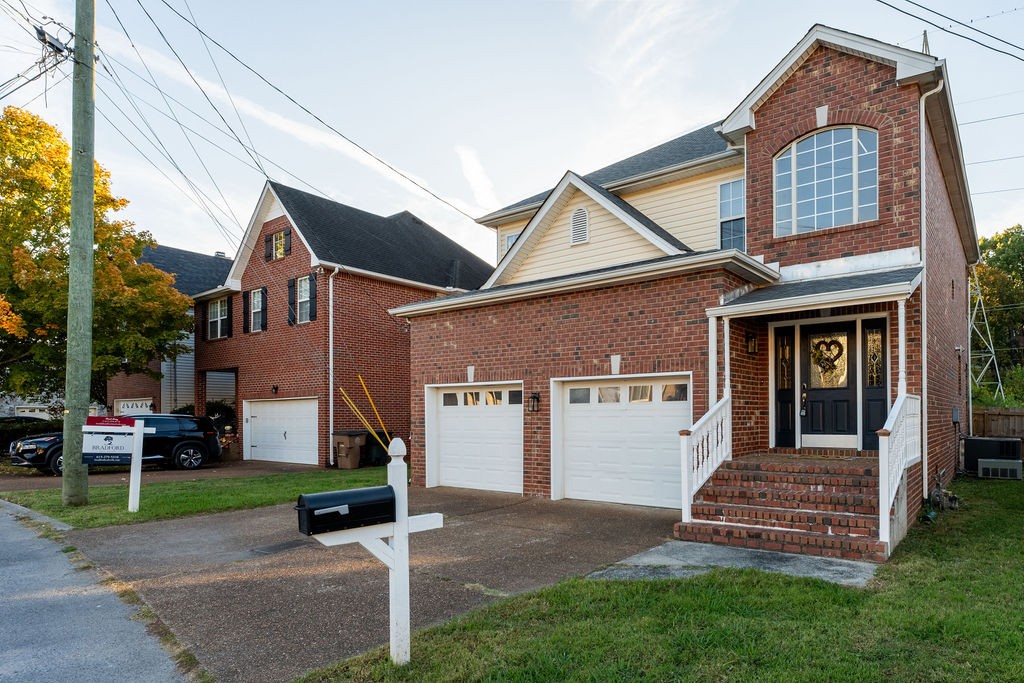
[8,414,223,476]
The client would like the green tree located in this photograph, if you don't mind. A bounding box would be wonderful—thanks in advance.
[975,225,1024,372]
[0,106,193,402]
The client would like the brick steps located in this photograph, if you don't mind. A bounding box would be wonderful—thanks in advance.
[676,455,888,562]
[674,520,888,563]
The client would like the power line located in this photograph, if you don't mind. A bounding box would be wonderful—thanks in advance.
[156,0,479,224]
[873,0,1024,64]
[901,0,1024,56]
[967,153,1024,166]
[960,111,1024,126]
[972,187,1024,196]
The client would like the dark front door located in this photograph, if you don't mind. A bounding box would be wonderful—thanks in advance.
[774,327,796,447]
[861,319,888,450]
[800,322,857,444]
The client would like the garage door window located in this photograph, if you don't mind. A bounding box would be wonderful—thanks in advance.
[629,385,653,403]
[508,390,523,404]
[598,386,620,403]
[569,388,590,404]
[442,392,458,406]
[464,391,480,406]
[662,384,688,401]
[485,391,502,405]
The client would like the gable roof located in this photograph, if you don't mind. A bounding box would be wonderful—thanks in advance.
[227,182,492,292]
[480,122,736,225]
[140,244,233,298]
[720,24,941,143]
[482,170,689,289]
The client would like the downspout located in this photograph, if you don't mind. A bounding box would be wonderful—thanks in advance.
[919,78,944,497]
[328,267,340,466]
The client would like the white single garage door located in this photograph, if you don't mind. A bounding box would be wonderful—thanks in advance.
[245,398,318,465]
[563,377,691,508]
[436,385,523,493]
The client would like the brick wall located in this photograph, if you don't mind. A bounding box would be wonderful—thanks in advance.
[746,46,922,267]
[408,268,747,495]
[106,361,162,413]
[922,126,971,492]
[195,215,433,466]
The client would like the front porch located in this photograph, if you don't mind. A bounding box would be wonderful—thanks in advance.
[680,268,925,561]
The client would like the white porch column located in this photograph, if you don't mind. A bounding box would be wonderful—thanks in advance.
[723,317,731,398]
[897,298,907,395]
[708,316,718,404]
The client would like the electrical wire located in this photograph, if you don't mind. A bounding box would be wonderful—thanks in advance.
[967,153,1024,166]
[156,0,480,224]
[901,0,1024,56]
[960,112,1024,126]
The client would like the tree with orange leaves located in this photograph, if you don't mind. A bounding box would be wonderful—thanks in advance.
[0,106,192,403]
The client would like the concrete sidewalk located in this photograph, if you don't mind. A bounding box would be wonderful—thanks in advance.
[0,503,183,683]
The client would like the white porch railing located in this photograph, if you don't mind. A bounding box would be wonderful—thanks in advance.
[680,395,731,523]
[877,393,922,547]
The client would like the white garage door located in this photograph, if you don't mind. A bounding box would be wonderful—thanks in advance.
[437,385,523,493]
[246,398,318,465]
[563,378,691,508]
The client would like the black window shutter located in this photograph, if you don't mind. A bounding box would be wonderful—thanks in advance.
[242,291,250,334]
[225,296,233,338]
[287,278,296,326]
[200,302,208,341]
[260,286,268,331]
[308,272,317,321]
[284,228,292,256]
[264,234,272,261]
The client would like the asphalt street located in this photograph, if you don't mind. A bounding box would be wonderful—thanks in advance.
[0,502,184,683]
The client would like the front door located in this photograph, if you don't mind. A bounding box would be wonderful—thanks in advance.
[800,322,857,448]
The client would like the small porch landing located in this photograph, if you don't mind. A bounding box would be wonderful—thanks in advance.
[674,452,888,563]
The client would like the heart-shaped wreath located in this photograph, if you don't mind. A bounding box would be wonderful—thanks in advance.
[811,338,844,375]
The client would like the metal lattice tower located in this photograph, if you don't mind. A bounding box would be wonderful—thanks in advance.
[969,268,1005,400]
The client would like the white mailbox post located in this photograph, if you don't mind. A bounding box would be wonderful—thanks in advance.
[308,437,442,664]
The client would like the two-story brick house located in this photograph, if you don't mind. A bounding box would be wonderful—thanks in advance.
[194,181,491,467]
[392,25,979,560]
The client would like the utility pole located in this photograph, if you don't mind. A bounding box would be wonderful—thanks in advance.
[62,0,95,506]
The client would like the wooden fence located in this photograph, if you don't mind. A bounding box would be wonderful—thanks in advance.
[972,407,1024,438]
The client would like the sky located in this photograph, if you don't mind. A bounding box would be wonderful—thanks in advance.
[3,0,1024,266]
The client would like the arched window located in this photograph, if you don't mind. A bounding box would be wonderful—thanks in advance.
[774,127,878,236]
[569,207,589,244]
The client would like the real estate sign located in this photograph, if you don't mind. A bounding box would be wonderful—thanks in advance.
[82,416,135,465]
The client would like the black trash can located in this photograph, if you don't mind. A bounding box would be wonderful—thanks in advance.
[361,430,392,467]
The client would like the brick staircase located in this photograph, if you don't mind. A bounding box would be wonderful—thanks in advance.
[674,454,889,562]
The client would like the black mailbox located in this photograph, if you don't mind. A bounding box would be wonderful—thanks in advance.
[296,486,396,535]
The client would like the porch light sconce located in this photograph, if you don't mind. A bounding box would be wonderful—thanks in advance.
[528,392,541,413]
[149,402,156,412]
[746,332,758,355]
[271,385,279,394]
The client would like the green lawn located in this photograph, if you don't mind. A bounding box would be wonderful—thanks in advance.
[299,478,1024,683]
[0,467,387,528]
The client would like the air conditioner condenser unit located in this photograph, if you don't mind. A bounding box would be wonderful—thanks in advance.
[978,458,1023,480]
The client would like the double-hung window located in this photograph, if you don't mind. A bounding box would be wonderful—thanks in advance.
[208,297,228,339]
[250,289,264,331]
[774,126,878,236]
[297,276,311,323]
[719,179,745,251]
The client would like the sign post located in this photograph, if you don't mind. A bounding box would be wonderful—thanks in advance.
[306,437,442,664]
[82,417,154,512]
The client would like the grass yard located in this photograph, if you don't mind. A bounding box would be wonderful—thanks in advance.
[300,477,1024,683]
[0,467,387,528]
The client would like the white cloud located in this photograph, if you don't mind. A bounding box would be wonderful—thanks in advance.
[455,145,499,212]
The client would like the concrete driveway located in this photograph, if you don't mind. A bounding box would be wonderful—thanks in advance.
[67,487,679,683]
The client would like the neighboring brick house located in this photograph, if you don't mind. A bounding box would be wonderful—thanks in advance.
[106,244,233,415]
[392,25,979,561]
[192,181,490,467]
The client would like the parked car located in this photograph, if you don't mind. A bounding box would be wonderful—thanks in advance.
[8,414,223,476]
[0,415,57,453]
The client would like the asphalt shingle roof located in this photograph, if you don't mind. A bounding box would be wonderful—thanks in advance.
[140,244,233,297]
[489,122,730,217]
[270,182,492,290]
[719,267,923,308]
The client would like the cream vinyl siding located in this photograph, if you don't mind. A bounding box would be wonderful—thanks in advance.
[621,167,743,252]
[502,192,665,285]
[498,219,529,260]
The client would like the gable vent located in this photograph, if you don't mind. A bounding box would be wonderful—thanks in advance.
[569,207,589,245]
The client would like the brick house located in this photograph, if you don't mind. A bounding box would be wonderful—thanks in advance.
[192,181,491,467]
[106,244,233,415]
[392,25,979,561]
